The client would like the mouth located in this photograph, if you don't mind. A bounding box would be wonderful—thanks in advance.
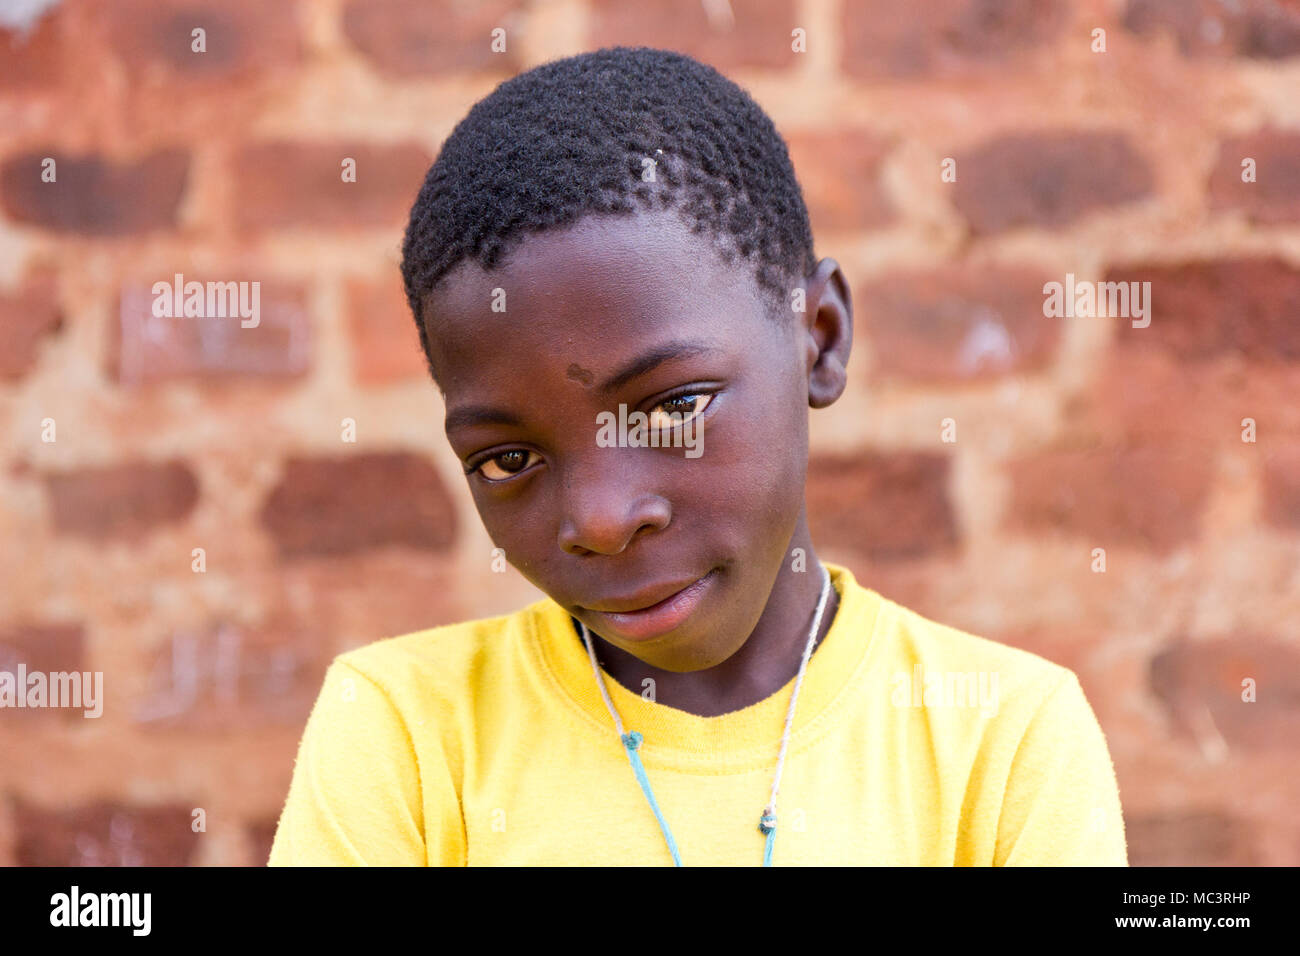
[579,569,718,642]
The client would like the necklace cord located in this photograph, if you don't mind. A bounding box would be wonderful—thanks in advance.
[577,563,834,867]
[762,564,832,841]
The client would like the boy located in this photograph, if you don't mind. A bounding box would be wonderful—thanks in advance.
[269,46,1127,866]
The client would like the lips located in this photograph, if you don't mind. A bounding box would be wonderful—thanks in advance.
[579,569,718,642]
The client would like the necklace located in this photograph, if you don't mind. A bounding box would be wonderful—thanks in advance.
[576,563,834,866]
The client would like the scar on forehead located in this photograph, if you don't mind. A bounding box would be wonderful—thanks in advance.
[566,363,595,386]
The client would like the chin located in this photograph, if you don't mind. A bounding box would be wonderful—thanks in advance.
[637,629,747,674]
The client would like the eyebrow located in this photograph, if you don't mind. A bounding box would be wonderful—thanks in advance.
[443,339,720,434]
[444,405,525,433]
[596,339,720,396]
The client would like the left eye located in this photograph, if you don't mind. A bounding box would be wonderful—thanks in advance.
[476,449,541,481]
[647,394,712,429]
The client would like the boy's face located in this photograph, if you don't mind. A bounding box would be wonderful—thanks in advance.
[424,209,833,673]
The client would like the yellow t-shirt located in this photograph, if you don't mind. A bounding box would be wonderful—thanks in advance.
[268,563,1127,866]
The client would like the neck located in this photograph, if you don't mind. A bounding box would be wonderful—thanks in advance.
[581,513,838,718]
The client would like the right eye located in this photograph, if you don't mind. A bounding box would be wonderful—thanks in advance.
[470,449,542,482]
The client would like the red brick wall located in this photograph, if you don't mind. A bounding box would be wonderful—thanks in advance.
[1,0,1297,866]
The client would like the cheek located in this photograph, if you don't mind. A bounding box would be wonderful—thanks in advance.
[684,371,808,531]
[470,486,552,573]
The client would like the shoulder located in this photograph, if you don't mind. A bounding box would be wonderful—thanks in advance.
[328,599,550,710]
[872,593,1079,718]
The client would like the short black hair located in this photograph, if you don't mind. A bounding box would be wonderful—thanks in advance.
[400,45,816,378]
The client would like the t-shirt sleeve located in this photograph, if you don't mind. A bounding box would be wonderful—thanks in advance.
[267,657,465,866]
[994,670,1129,866]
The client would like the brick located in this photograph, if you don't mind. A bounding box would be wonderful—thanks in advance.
[1108,258,1300,362]
[132,622,329,732]
[785,130,894,234]
[0,150,189,235]
[807,451,958,559]
[109,278,311,384]
[1062,348,1300,448]
[859,264,1062,381]
[0,622,90,723]
[96,0,302,82]
[1005,443,1214,553]
[1123,0,1300,60]
[259,452,458,558]
[346,274,428,384]
[1262,443,1300,531]
[954,132,1154,234]
[590,0,797,71]
[0,6,63,89]
[43,460,200,540]
[231,141,432,231]
[12,798,201,866]
[0,270,62,380]
[1126,810,1259,865]
[0,622,83,670]
[342,0,524,76]
[1150,635,1300,752]
[1209,130,1300,224]
[841,0,1071,79]
[277,553,467,644]
[246,817,278,865]
[0,621,91,723]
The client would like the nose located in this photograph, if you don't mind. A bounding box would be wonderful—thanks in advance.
[557,468,672,555]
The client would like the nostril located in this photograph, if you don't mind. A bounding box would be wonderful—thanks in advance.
[557,494,672,555]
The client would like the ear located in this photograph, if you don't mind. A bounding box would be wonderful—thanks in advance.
[799,258,853,409]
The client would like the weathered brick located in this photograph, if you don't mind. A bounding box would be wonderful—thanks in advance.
[841,0,1071,79]
[785,130,894,234]
[1126,810,1259,865]
[1005,443,1214,553]
[0,6,63,89]
[1108,258,1300,362]
[246,817,278,866]
[12,798,201,866]
[1262,443,1300,531]
[96,0,302,81]
[807,451,958,559]
[43,460,200,540]
[0,622,91,723]
[590,0,796,71]
[1209,130,1300,224]
[1062,348,1300,448]
[231,141,432,231]
[0,623,84,675]
[1124,0,1300,60]
[346,274,427,384]
[0,270,62,380]
[342,0,524,76]
[859,264,1062,381]
[0,150,189,235]
[259,452,458,558]
[132,622,328,732]
[1150,636,1300,752]
[109,278,311,384]
[278,554,467,645]
[954,132,1154,234]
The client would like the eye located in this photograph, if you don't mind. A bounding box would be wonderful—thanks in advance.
[470,449,542,482]
[647,393,713,430]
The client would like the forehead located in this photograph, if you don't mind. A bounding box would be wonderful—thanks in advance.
[423,210,770,396]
